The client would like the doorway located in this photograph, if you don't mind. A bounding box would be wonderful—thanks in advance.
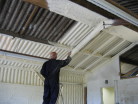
[102,87,115,104]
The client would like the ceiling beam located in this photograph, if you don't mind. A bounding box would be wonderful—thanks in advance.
[71,22,105,57]
[103,26,138,42]
[0,49,49,61]
[70,0,118,19]
[105,0,138,19]
[86,0,138,27]
[0,29,49,44]
[88,43,136,73]
[0,49,84,72]
[23,0,48,9]
[20,6,39,35]
[71,0,138,32]
[84,40,126,71]
[0,30,72,51]
[0,64,40,71]
[46,0,107,26]
[80,51,111,59]
[73,34,115,70]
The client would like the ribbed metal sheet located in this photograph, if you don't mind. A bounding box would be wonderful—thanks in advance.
[90,58,108,70]
[0,64,84,104]
[59,22,94,47]
[0,34,69,60]
[107,40,132,57]
[0,29,132,72]
[68,31,132,71]
[120,45,138,64]
[0,67,43,86]
[69,54,88,67]
[0,67,84,85]
[113,0,138,14]
[98,37,123,55]
[57,84,84,104]
[79,56,99,69]
[83,32,112,52]
[0,0,76,44]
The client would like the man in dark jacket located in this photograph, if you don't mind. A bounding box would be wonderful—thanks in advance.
[40,52,71,104]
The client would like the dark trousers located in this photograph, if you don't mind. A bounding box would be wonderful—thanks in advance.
[43,80,59,104]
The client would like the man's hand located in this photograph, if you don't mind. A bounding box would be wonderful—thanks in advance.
[68,51,71,56]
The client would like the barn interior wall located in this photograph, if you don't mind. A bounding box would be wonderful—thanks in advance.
[0,67,84,104]
[86,56,138,104]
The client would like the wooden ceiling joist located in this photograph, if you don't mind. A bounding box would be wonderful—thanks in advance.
[0,49,49,60]
[20,6,39,35]
[70,0,138,32]
[70,0,118,19]
[0,29,49,44]
[105,0,138,19]
[23,0,48,9]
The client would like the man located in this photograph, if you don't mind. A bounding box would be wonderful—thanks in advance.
[40,52,72,104]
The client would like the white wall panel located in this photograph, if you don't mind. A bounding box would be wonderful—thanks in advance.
[87,56,138,104]
[0,83,43,104]
[0,67,43,86]
[0,67,84,104]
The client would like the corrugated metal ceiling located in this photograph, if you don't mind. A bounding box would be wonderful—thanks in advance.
[0,0,76,44]
[0,34,69,60]
[120,45,138,66]
[0,0,135,73]
[0,27,132,72]
[69,32,132,71]
[113,0,138,15]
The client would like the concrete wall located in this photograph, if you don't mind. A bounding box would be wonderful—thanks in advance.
[86,56,138,104]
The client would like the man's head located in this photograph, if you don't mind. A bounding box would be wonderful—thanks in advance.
[50,52,57,59]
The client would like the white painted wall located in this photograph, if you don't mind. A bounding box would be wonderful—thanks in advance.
[86,56,138,104]
[0,82,84,104]
[0,67,84,104]
[0,83,43,104]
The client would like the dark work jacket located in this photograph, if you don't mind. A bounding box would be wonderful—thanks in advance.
[40,56,71,84]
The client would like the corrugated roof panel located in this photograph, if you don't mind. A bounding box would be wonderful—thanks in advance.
[10,38,21,52]
[83,32,112,52]
[59,22,93,47]
[113,0,138,14]
[69,54,88,67]
[108,40,132,57]
[0,0,135,74]
[99,37,123,55]
[0,0,76,44]
[79,56,99,69]
[0,33,69,60]
[89,58,107,71]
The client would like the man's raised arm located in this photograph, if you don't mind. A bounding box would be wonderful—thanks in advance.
[60,52,72,67]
